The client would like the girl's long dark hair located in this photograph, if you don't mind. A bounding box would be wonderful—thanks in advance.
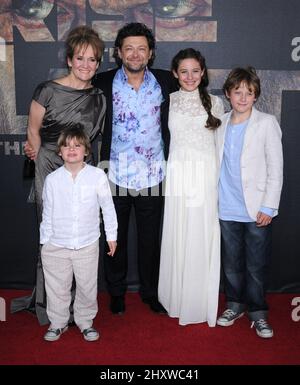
[172,48,221,130]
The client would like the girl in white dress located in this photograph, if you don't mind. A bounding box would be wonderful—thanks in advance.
[158,48,224,326]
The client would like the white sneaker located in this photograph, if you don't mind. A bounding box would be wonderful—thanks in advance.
[217,309,244,326]
[251,319,273,338]
[44,326,68,341]
[82,327,100,341]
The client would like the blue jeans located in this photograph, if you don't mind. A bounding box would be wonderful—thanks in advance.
[220,220,271,321]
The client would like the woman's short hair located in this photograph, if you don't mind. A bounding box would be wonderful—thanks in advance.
[65,25,104,63]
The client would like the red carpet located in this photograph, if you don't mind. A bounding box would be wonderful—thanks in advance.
[0,290,299,365]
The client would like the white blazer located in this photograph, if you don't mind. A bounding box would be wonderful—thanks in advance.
[215,107,283,220]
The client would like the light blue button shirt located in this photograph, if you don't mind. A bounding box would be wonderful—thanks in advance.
[219,120,274,222]
[109,67,165,190]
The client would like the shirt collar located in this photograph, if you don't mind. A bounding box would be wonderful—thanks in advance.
[120,65,150,86]
[63,163,87,178]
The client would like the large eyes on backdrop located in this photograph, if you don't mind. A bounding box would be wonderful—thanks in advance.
[90,0,215,42]
[12,0,54,19]
[0,0,54,41]
[0,0,215,43]
[0,0,85,42]
[142,0,210,19]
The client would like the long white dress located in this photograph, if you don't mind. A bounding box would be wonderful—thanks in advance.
[158,89,224,326]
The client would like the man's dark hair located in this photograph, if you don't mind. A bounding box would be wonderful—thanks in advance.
[113,22,156,67]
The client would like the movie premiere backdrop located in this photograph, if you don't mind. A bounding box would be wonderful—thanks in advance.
[0,0,299,292]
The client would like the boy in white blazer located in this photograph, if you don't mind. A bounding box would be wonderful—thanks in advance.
[215,67,283,338]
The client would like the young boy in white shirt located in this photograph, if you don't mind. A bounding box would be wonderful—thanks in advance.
[40,124,117,342]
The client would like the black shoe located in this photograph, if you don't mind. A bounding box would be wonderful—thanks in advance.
[143,297,167,314]
[110,296,125,314]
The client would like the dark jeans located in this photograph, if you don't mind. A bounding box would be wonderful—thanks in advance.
[104,183,163,300]
[220,220,271,321]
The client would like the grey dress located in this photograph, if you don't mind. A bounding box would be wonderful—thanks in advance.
[11,81,106,325]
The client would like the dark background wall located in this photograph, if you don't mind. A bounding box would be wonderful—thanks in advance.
[0,0,299,292]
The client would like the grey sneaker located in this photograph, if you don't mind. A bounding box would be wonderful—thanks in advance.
[82,327,100,341]
[44,326,68,341]
[251,319,273,338]
[217,309,244,326]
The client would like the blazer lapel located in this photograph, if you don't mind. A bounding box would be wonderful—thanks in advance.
[242,107,259,151]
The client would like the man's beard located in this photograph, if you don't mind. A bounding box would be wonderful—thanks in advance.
[123,62,148,74]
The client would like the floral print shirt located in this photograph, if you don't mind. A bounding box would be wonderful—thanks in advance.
[109,66,165,190]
